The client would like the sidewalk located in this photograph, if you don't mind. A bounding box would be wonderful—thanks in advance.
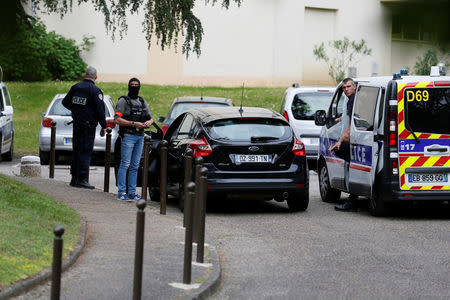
[0,160,220,300]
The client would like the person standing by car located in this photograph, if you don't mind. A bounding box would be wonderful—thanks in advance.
[62,66,106,189]
[329,77,358,212]
[114,78,153,201]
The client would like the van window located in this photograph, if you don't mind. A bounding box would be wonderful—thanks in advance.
[405,87,450,135]
[353,86,380,131]
[2,86,11,106]
[291,92,333,120]
[0,89,3,111]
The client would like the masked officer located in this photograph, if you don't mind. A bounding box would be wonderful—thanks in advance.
[114,78,153,201]
[62,66,106,189]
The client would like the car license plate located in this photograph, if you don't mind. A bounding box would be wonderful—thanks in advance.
[408,173,448,183]
[303,138,319,145]
[64,137,72,145]
[235,154,271,163]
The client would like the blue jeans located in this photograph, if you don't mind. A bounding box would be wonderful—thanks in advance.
[118,133,144,195]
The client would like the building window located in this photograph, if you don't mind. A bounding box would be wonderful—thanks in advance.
[392,15,433,42]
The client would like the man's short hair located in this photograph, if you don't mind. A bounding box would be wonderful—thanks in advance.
[342,77,355,85]
[85,66,97,79]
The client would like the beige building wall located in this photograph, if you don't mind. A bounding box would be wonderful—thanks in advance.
[35,0,430,87]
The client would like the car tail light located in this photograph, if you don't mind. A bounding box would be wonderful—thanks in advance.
[42,117,53,127]
[292,137,306,156]
[392,160,399,175]
[106,119,116,129]
[283,110,289,122]
[389,110,398,147]
[161,124,169,134]
[189,136,213,158]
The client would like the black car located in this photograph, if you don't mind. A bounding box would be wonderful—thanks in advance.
[157,96,233,134]
[126,106,309,211]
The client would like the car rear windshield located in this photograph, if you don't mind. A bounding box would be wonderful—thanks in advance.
[168,102,229,120]
[291,92,333,120]
[206,118,291,141]
[49,98,112,117]
[405,87,450,135]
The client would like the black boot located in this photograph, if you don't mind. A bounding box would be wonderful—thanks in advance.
[75,177,95,189]
[70,176,77,187]
[335,194,358,212]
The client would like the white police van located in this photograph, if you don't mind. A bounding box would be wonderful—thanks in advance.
[0,66,14,161]
[315,67,450,216]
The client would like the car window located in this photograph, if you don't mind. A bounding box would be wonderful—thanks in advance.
[2,86,11,106]
[353,86,380,131]
[405,87,450,135]
[176,114,195,140]
[206,118,291,141]
[168,102,229,120]
[279,92,287,113]
[291,92,333,120]
[49,98,112,117]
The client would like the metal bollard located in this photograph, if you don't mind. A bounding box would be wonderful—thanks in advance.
[193,157,203,243]
[183,182,195,284]
[104,128,112,192]
[159,140,168,215]
[49,121,56,179]
[141,136,151,200]
[183,148,193,227]
[51,225,64,300]
[133,200,147,300]
[197,167,208,263]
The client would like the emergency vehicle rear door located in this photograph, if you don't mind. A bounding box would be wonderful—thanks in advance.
[398,81,450,191]
[349,85,382,197]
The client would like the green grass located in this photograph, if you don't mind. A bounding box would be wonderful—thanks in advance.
[0,174,81,287]
[7,81,286,155]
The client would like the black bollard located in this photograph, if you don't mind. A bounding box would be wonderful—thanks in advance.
[183,148,193,227]
[141,136,151,200]
[193,157,203,243]
[159,140,168,215]
[49,121,56,179]
[183,182,195,284]
[51,225,64,300]
[197,167,208,263]
[104,128,112,192]
[133,200,147,300]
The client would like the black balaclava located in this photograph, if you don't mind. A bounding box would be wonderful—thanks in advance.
[128,77,141,99]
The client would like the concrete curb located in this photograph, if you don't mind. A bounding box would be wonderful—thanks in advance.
[0,218,87,300]
[181,245,222,300]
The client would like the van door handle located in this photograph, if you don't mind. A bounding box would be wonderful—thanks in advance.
[427,148,447,153]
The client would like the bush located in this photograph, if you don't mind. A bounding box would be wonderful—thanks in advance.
[0,19,88,81]
[414,49,438,75]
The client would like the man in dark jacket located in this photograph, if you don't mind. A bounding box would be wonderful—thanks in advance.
[114,78,153,201]
[62,66,106,189]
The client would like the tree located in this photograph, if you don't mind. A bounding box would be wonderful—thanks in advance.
[1,0,242,58]
[313,37,372,84]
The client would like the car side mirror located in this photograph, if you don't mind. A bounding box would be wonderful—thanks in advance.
[314,110,327,126]
[157,116,165,123]
[41,112,45,117]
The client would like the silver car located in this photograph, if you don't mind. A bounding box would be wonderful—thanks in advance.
[279,84,335,170]
[39,93,119,164]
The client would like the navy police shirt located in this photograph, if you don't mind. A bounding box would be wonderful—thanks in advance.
[62,79,107,128]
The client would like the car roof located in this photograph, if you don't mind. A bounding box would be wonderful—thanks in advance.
[187,106,286,124]
[285,86,335,94]
[172,96,233,105]
[353,75,450,87]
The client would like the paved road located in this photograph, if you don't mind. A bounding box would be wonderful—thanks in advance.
[4,160,450,299]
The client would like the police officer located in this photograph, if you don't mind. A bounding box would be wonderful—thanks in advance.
[62,66,106,189]
[330,77,358,212]
[114,78,153,201]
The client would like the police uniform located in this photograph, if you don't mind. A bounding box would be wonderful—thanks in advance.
[62,79,106,188]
